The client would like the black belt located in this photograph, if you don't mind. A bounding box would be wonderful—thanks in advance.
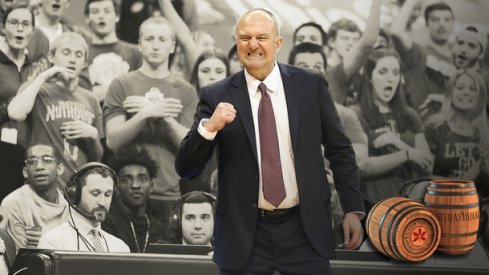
[258,205,299,223]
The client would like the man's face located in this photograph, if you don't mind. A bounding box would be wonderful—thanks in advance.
[3,8,34,51]
[87,0,118,38]
[329,29,360,59]
[236,10,282,80]
[78,173,114,222]
[426,10,454,44]
[181,202,214,245]
[452,33,482,68]
[294,26,323,46]
[48,41,86,79]
[41,0,70,21]
[25,145,63,192]
[293,52,325,73]
[139,22,175,67]
[117,164,153,209]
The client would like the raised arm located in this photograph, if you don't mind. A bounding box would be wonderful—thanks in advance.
[8,66,69,122]
[158,0,199,76]
[390,0,420,51]
[343,0,381,79]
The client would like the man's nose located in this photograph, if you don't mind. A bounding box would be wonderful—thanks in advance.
[194,219,203,229]
[249,37,259,49]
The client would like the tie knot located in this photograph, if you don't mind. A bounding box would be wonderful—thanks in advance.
[91,228,99,237]
[258,83,267,94]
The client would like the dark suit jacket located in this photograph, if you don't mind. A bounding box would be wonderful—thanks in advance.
[175,63,364,269]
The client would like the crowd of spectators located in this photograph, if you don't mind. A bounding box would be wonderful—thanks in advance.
[0,0,488,271]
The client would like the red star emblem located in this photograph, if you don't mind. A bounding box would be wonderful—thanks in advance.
[411,226,428,247]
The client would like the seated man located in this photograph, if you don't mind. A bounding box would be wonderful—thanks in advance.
[1,144,68,251]
[102,146,166,253]
[166,191,215,246]
[37,163,129,252]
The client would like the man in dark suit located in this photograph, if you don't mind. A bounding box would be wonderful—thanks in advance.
[176,8,364,274]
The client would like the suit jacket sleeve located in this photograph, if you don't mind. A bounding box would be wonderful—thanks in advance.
[175,86,217,179]
[318,72,365,214]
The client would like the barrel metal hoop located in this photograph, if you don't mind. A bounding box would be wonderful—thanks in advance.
[437,242,476,249]
[441,231,479,237]
[378,199,410,257]
[424,202,479,209]
[390,206,434,261]
[426,190,478,196]
[428,183,475,189]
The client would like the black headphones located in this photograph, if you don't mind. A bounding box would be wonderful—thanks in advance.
[64,162,118,206]
[169,191,216,239]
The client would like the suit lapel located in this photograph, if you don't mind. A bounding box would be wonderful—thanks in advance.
[230,73,258,161]
[280,64,300,151]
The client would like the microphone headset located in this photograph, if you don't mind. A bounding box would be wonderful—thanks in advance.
[64,162,118,251]
[169,191,216,241]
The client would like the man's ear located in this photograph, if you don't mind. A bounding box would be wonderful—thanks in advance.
[57,163,65,176]
[22,167,28,179]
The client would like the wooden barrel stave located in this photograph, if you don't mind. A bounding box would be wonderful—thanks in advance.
[366,197,441,262]
[424,180,480,255]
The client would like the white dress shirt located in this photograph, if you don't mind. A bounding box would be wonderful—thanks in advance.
[37,209,130,253]
[198,63,299,210]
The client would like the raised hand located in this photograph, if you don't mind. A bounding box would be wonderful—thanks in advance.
[38,65,73,83]
[204,102,236,132]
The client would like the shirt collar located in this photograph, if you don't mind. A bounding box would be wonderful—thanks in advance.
[70,207,103,236]
[244,62,282,96]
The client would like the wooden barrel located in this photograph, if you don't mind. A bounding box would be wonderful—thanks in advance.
[366,197,441,262]
[424,180,480,255]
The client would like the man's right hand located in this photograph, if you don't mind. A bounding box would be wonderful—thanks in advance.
[205,102,236,132]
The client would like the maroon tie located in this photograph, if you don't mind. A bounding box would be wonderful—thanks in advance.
[258,82,286,207]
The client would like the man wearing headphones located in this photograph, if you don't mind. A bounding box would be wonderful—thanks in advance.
[37,162,129,252]
[166,191,215,246]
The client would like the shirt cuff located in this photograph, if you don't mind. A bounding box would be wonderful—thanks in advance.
[197,118,217,140]
[345,211,365,220]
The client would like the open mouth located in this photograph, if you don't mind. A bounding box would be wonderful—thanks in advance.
[384,86,393,92]
[97,22,106,28]
[457,55,467,61]
[247,52,262,57]
[14,36,24,43]
[52,4,61,10]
